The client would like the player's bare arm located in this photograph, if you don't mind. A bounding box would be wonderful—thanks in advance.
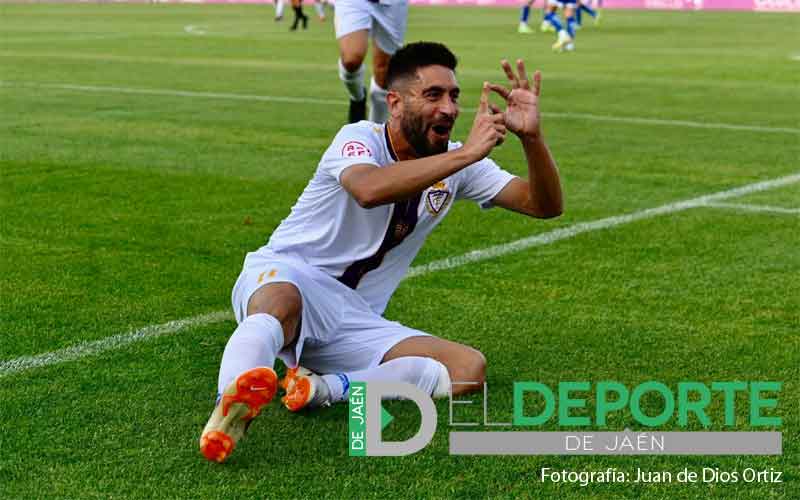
[488,59,564,219]
[340,82,506,208]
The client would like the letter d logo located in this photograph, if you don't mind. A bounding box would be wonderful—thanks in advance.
[349,382,437,456]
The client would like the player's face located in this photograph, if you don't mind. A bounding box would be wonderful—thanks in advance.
[400,65,460,157]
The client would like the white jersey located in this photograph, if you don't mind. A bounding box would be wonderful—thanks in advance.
[250,121,516,315]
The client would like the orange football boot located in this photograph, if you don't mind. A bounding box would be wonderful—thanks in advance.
[199,367,278,463]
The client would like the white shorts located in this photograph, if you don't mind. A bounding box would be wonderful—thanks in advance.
[231,250,429,374]
[334,0,408,54]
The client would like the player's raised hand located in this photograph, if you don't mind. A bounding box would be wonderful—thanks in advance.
[464,82,507,161]
[488,59,542,140]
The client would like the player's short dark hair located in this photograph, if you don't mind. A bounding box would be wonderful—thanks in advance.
[386,42,458,90]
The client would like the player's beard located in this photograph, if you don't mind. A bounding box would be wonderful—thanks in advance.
[400,112,449,158]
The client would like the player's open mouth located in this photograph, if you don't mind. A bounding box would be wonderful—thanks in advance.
[431,124,452,138]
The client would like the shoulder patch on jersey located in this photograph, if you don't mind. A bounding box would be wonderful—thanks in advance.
[426,181,451,216]
[341,141,372,158]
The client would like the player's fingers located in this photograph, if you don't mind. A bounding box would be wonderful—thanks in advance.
[487,83,511,100]
[490,112,506,124]
[478,81,490,114]
[517,59,530,90]
[495,128,506,146]
[488,103,502,115]
[501,59,519,88]
[533,70,542,97]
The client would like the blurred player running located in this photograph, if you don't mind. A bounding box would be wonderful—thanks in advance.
[543,0,578,52]
[335,0,409,124]
[199,42,563,463]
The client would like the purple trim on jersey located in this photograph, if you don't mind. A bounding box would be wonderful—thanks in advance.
[337,126,422,290]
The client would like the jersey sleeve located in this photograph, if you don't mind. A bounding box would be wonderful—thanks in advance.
[456,156,517,209]
[318,124,382,184]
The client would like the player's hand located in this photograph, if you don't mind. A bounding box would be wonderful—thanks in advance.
[463,82,507,161]
[487,59,542,140]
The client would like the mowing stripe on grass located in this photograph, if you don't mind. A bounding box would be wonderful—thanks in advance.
[704,202,800,215]
[2,81,798,135]
[1,173,798,378]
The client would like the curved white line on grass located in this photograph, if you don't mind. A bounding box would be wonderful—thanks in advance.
[2,173,798,379]
[1,81,797,136]
[184,25,208,35]
[0,311,231,378]
[704,202,800,215]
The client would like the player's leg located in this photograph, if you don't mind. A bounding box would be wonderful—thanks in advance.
[380,336,486,395]
[367,1,407,123]
[369,43,392,123]
[200,281,302,462]
[283,336,485,410]
[275,0,286,21]
[280,299,488,410]
[541,2,559,32]
[338,31,369,123]
[313,0,326,21]
[563,4,577,49]
[551,3,574,51]
[335,0,372,122]
[518,0,534,33]
[577,0,598,26]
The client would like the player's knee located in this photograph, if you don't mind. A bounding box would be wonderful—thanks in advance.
[247,283,302,332]
[372,62,389,88]
[451,349,486,392]
[341,54,365,74]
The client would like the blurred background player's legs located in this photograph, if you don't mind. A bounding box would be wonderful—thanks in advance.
[368,42,391,123]
[335,0,407,124]
[518,0,535,34]
[290,0,309,30]
[551,1,576,51]
[313,0,326,21]
[275,0,286,21]
[576,0,599,27]
[338,29,369,122]
[541,2,560,33]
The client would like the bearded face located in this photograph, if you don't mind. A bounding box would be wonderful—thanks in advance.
[394,66,460,158]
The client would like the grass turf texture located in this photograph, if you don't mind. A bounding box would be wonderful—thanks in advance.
[1,3,799,498]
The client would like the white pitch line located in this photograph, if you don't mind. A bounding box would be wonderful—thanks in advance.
[2,81,798,136]
[183,25,208,36]
[2,172,798,379]
[0,311,230,379]
[704,202,800,215]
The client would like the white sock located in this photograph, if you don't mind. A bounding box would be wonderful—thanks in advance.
[216,313,284,395]
[338,58,366,102]
[314,1,324,18]
[368,77,389,123]
[323,356,450,403]
[275,0,285,18]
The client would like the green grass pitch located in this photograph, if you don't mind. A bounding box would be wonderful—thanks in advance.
[1,3,799,498]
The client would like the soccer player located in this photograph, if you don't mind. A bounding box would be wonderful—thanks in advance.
[545,0,578,52]
[518,0,536,34]
[576,0,600,28]
[274,0,286,22]
[199,42,563,463]
[289,0,309,31]
[334,0,408,124]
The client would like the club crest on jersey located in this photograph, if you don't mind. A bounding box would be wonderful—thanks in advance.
[341,141,372,158]
[425,181,451,216]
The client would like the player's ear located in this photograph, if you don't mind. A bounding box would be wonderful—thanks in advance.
[387,90,403,120]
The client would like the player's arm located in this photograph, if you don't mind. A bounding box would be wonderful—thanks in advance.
[491,135,562,218]
[341,85,506,209]
[487,60,563,219]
